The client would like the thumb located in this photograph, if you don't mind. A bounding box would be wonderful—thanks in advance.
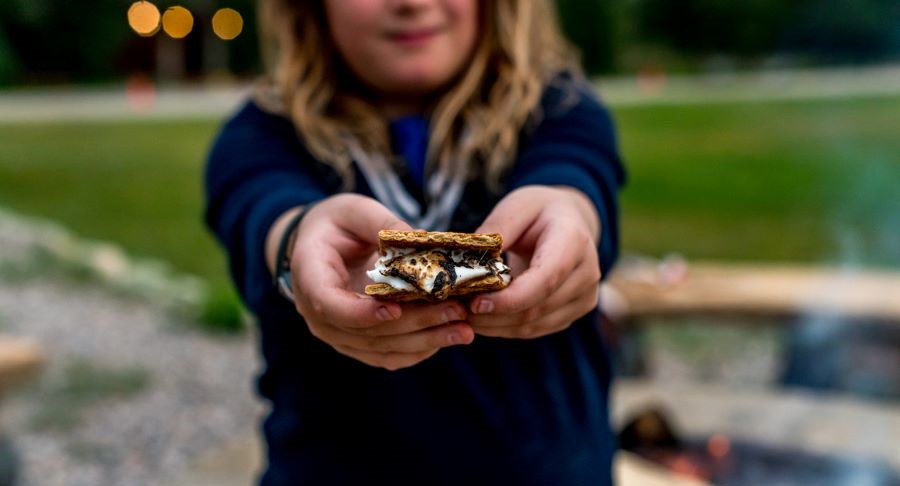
[332,195,413,244]
[475,193,539,251]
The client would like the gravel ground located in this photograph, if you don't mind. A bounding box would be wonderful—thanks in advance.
[0,278,265,486]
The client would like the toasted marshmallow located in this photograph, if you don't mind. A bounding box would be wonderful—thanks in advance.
[367,247,510,299]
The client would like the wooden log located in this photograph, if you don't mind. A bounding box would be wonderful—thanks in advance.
[0,336,44,391]
[604,261,900,323]
[613,379,900,472]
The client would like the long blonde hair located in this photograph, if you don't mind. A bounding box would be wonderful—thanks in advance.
[257,0,580,190]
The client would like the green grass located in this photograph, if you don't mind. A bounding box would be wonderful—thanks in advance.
[0,118,223,280]
[615,95,900,267]
[0,117,241,326]
[0,95,898,331]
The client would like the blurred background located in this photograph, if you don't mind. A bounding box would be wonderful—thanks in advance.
[0,0,898,485]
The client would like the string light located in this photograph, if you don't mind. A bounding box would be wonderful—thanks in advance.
[212,8,244,40]
[127,1,161,37]
[128,3,244,42]
[162,6,194,39]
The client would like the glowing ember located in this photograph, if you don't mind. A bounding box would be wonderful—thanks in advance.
[212,8,244,40]
[707,434,731,459]
[665,455,709,480]
[162,6,193,39]
[127,1,161,37]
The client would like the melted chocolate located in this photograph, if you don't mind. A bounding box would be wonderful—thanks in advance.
[387,267,417,286]
[431,272,447,294]
[438,257,458,287]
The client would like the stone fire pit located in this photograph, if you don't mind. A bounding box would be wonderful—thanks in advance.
[604,258,900,485]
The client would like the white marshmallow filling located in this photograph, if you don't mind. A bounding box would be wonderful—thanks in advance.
[366,247,510,295]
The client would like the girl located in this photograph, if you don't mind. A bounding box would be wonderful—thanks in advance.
[204,0,625,484]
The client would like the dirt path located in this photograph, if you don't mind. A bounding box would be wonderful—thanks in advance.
[1,65,898,122]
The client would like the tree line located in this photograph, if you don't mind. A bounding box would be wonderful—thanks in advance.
[1,0,897,85]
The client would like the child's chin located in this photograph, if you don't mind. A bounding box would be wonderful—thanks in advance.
[388,69,457,93]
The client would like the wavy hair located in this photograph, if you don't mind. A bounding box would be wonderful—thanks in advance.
[256,0,580,190]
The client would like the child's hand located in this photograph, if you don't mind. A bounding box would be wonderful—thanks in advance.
[468,186,601,339]
[289,194,474,370]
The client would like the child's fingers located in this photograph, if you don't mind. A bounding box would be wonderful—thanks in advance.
[300,285,401,328]
[470,227,584,316]
[473,287,597,339]
[297,251,467,331]
[346,301,470,336]
[330,195,413,242]
[474,190,541,250]
[469,268,588,328]
[294,248,401,327]
[290,214,408,322]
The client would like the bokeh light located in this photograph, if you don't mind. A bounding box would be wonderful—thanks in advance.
[127,1,161,37]
[162,6,194,39]
[212,8,244,41]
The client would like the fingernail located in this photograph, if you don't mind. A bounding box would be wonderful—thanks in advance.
[447,332,462,345]
[444,307,463,322]
[474,300,494,314]
[376,306,392,321]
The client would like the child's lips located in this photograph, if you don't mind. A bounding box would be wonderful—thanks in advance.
[386,27,441,46]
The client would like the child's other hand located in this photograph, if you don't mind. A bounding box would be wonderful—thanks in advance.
[289,194,474,370]
[468,186,601,339]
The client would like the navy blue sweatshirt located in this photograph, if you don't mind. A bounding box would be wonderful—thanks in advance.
[204,79,625,486]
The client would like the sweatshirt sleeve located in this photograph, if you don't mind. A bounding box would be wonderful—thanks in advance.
[203,101,330,311]
[506,81,626,278]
